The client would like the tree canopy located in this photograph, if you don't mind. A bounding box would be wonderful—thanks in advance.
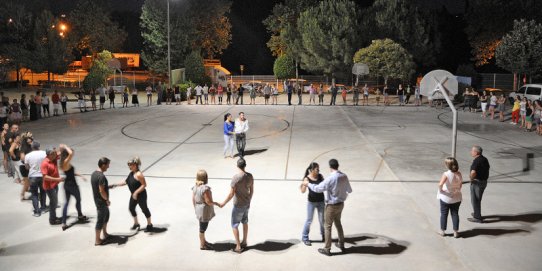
[371,0,440,69]
[496,19,542,76]
[273,54,295,79]
[27,10,71,82]
[465,0,541,67]
[140,0,232,76]
[69,0,127,56]
[184,51,208,85]
[296,0,360,77]
[83,50,113,91]
[353,39,415,84]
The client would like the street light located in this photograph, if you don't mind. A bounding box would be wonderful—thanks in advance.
[167,0,171,88]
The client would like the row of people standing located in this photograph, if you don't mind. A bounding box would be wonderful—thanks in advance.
[510,96,542,135]
[1,90,68,125]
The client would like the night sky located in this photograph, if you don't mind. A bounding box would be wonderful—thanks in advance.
[55,0,468,74]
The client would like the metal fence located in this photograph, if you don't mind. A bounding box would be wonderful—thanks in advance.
[229,75,379,91]
[478,73,514,91]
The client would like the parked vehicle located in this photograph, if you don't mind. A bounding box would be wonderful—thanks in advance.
[508,84,542,104]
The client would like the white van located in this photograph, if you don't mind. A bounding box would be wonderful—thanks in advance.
[509,84,542,103]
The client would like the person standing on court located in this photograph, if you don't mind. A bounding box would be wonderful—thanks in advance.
[437,157,463,238]
[300,162,325,246]
[286,82,293,106]
[24,141,47,217]
[234,112,249,158]
[302,159,352,256]
[91,157,113,246]
[330,83,338,106]
[111,157,154,232]
[59,144,88,231]
[192,169,219,250]
[41,147,64,225]
[468,146,490,223]
[219,158,254,253]
[223,113,235,158]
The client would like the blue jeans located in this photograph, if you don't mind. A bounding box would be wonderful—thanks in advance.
[29,177,46,214]
[302,201,325,241]
[440,200,461,231]
[45,187,58,223]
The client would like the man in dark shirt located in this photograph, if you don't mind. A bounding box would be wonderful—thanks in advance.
[330,83,338,106]
[287,82,293,106]
[468,146,490,223]
[91,157,112,245]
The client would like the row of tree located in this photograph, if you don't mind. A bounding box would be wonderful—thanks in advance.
[140,0,232,80]
[0,0,126,86]
[266,0,542,83]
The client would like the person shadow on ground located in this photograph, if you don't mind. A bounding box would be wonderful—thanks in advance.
[458,212,542,239]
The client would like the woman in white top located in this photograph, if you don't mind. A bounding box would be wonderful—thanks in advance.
[272,84,278,105]
[437,157,463,238]
[489,93,498,120]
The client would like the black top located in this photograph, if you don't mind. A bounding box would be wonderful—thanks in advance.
[11,146,21,161]
[91,170,109,208]
[470,155,490,181]
[307,174,325,202]
[125,171,143,194]
[64,166,77,187]
[526,107,533,116]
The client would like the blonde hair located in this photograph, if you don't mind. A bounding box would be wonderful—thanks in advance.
[444,157,459,172]
[127,157,141,169]
[195,170,208,186]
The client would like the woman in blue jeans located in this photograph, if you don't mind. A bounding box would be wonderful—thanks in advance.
[300,162,325,246]
[60,144,88,231]
[437,157,463,238]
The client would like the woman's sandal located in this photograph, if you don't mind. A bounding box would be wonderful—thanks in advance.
[232,247,244,254]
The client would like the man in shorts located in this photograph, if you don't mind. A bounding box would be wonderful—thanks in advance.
[219,158,254,253]
[91,157,112,246]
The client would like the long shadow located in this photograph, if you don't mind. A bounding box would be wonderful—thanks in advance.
[482,212,542,224]
[333,234,409,256]
[143,224,169,235]
[459,228,530,239]
[210,239,299,253]
[63,216,92,231]
[100,231,139,246]
[234,148,268,158]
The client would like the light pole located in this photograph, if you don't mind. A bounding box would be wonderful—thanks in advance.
[167,0,172,88]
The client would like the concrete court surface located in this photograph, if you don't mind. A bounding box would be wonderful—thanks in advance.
[0,98,541,271]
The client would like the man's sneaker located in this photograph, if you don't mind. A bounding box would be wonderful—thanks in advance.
[32,212,41,217]
[318,248,332,256]
[303,240,311,246]
[50,219,62,225]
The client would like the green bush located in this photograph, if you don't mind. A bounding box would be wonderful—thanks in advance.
[273,54,295,79]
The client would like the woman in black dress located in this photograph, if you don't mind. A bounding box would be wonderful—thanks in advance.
[112,157,153,231]
[60,144,88,231]
[29,95,37,121]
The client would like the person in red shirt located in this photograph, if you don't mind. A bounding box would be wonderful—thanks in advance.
[41,147,64,225]
[51,91,60,117]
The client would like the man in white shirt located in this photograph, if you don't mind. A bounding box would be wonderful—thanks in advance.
[195,85,203,105]
[24,141,47,217]
[203,84,209,105]
[234,112,249,158]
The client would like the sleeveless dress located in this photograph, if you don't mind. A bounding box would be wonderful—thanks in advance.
[192,184,215,222]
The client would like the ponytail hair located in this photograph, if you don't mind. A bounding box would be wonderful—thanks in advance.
[224,113,231,122]
[444,157,459,172]
[304,162,319,179]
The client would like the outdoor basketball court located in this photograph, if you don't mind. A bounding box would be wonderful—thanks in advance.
[0,101,541,270]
